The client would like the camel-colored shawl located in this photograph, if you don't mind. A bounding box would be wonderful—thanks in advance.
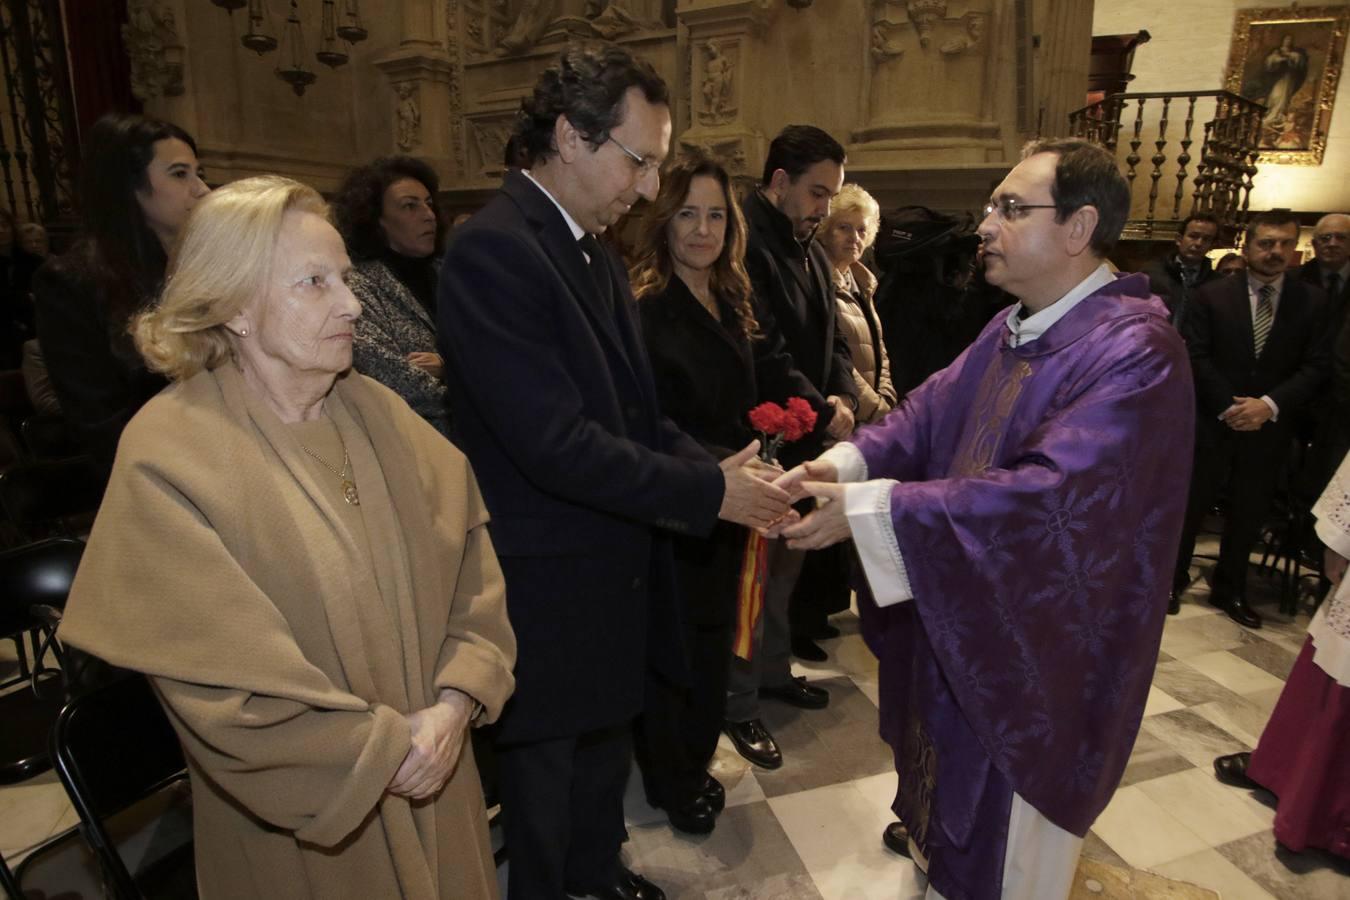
[59,363,516,899]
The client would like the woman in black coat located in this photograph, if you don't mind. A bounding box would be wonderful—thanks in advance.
[34,113,208,472]
[629,153,808,834]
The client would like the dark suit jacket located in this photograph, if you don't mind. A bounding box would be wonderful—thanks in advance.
[32,244,167,473]
[638,275,818,624]
[742,190,855,459]
[1140,254,1216,328]
[1295,261,1350,328]
[1184,273,1331,426]
[437,171,724,743]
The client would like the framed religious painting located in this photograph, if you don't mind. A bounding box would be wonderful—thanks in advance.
[1223,5,1349,166]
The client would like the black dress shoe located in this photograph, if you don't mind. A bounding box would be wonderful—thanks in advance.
[698,773,725,813]
[1168,590,1181,615]
[791,636,828,661]
[574,866,666,900]
[1220,596,1263,629]
[724,718,782,769]
[661,794,717,835]
[759,675,830,709]
[1213,752,1259,789]
[882,821,912,858]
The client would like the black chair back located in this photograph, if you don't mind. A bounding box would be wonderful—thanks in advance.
[0,458,104,543]
[0,537,84,639]
[52,674,192,900]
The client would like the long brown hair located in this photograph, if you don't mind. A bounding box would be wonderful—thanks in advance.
[629,153,757,341]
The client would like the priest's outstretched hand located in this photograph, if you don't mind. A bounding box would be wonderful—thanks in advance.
[773,458,839,504]
[779,481,851,550]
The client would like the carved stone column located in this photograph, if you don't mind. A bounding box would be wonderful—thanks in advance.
[674,0,778,185]
[374,0,456,175]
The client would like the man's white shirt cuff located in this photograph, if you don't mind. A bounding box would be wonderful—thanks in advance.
[843,480,913,607]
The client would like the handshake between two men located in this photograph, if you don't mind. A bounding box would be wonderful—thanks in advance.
[715,441,850,550]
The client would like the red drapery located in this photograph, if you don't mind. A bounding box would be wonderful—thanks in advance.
[61,0,139,139]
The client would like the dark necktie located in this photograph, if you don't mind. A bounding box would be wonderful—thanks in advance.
[1327,272,1342,300]
[1253,284,1275,357]
[578,234,614,313]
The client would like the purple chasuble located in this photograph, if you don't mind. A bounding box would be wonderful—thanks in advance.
[853,274,1194,900]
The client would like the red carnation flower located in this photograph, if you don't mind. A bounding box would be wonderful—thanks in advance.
[783,397,817,441]
[748,402,789,435]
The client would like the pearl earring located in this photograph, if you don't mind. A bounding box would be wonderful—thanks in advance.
[239,328,249,336]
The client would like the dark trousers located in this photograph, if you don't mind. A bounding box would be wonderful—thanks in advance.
[634,621,734,806]
[1175,422,1292,598]
[789,543,853,635]
[495,724,632,900]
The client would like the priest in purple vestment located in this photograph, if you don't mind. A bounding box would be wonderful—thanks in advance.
[772,139,1196,899]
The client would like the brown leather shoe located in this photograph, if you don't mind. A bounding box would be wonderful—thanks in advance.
[1213,752,1258,789]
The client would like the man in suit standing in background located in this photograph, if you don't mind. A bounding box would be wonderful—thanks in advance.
[723,125,855,770]
[1296,213,1350,324]
[1141,211,1221,334]
[438,45,790,900]
[1173,210,1331,627]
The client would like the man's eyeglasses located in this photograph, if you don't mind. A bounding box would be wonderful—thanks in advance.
[607,134,661,177]
[982,197,1058,222]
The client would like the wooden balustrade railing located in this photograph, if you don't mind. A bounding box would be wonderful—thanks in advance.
[1069,90,1264,240]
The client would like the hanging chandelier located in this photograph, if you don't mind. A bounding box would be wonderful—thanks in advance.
[209,0,368,96]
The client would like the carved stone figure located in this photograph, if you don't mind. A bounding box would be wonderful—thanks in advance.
[908,0,947,49]
[939,11,987,56]
[123,0,184,101]
[396,83,421,150]
[498,0,556,53]
[698,41,736,125]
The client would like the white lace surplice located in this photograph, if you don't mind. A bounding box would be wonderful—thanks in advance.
[1311,453,1350,687]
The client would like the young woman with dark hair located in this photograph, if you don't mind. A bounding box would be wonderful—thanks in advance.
[629,152,816,833]
[34,112,208,469]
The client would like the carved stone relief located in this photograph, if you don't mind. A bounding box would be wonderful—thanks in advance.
[870,0,986,65]
[697,40,736,126]
[396,83,423,150]
[447,0,466,174]
[498,0,555,53]
[470,116,517,177]
[680,137,747,176]
[123,0,185,101]
[587,1,666,40]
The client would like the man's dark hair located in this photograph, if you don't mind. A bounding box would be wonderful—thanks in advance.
[760,125,846,186]
[1021,138,1131,255]
[1244,209,1299,243]
[1179,211,1220,235]
[331,155,443,262]
[515,43,668,166]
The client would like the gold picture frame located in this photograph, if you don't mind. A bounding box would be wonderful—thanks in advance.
[1223,4,1349,166]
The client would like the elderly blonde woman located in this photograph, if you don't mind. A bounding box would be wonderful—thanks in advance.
[816,183,897,424]
[57,175,516,900]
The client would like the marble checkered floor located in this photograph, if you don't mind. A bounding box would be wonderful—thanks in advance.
[588,563,1349,899]
[5,555,1350,898]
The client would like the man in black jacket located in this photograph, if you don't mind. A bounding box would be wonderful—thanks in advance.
[438,46,789,900]
[1141,211,1221,334]
[723,125,854,769]
[1174,210,1331,628]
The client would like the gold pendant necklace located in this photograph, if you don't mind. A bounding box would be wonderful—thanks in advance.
[299,443,360,506]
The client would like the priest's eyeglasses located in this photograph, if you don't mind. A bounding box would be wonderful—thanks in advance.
[608,134,662,177]
[982,198,1058,222]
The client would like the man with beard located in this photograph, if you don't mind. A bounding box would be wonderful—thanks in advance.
[722,124,856,771]
[1174,210,1332,627]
